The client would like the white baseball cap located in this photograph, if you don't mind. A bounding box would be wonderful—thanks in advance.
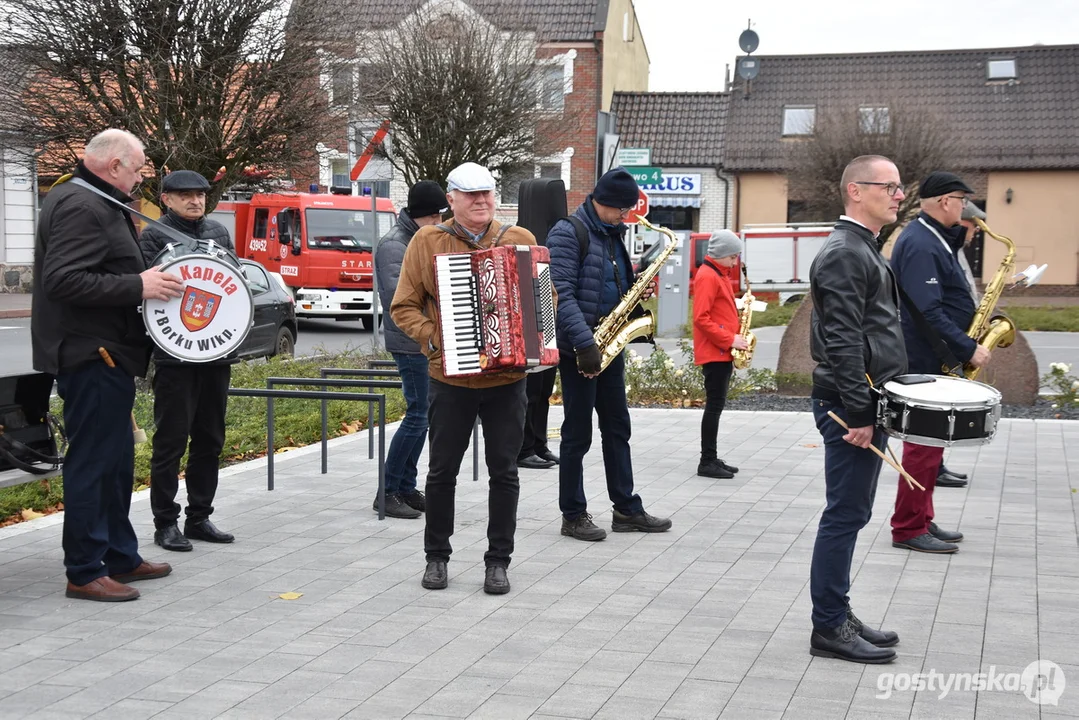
[446,162,496,193]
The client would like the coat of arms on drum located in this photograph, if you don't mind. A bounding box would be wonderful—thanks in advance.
[181,287,221,332]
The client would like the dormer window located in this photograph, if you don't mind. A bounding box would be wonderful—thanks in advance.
[782,105,815,136]
[987,58,1017,81]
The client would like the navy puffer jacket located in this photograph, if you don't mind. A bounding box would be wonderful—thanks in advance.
[548,197,635,354]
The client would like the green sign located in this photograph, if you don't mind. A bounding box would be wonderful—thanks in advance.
[628,167,663,185]
[616,147,651,166]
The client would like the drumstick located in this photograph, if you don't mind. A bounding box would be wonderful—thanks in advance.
[864,372,906,470]
[826,410,925,491]
[98,348,148,444]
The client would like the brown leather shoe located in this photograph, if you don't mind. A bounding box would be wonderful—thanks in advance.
[65,577,140,602]
[111,561,172,584]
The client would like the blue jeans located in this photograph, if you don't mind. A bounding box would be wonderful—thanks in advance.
[56,362,143,586]
[386,352,429,495]
[810,398,888,631]
[558,350,643,519]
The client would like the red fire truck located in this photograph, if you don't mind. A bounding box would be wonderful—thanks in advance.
[211,191,397,328]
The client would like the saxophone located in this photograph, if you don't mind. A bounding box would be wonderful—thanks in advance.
[731,264,757,369]
[956,217,1016,381]
[592,215,678,372]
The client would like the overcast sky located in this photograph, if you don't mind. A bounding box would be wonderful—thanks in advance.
[634,0,1079,92]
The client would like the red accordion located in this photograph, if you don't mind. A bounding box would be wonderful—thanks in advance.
[433,245,558,377]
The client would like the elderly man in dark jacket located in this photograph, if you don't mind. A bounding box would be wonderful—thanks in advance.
[546,167,671,542]
[888,171,988,554]
[374,181,447,519]
[139,170,237,551]
[32,129,182,602]
[807,154,907,664]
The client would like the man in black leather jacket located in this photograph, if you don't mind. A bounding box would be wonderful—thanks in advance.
[139,170,237,551]
[807,155,908,664]
[373,181,447,519]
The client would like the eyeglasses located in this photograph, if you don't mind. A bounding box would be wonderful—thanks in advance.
[941,194,968,203]
[618,207,635,215]
[854,181,903,197]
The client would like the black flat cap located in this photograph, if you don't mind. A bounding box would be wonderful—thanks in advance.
[161,170,211,192]
[919,171,974,199]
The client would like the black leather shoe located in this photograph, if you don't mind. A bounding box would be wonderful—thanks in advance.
[847,608,899,648]
[562,513,607,541]
[928,522,964,543]
[892,532,958,554]
[612,509,672,533]
[401,490,426,512]
[184,519,234,544]
[939,465,967,480]
[936,473,968,488]
[697,460,734,479]
[154,524,192,552]
[810,620,896,664]
[518,454,556,470]
[537,448,560,465]
[422,560,448,590]
[484,565,510,595]
[373,494,421,519]
[718,460,739,474]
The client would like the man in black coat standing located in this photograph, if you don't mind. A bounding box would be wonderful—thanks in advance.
[32,129,183,602]
[139,170,238,551]
[373,180,447,519]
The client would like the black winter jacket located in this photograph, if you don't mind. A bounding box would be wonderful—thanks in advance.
[375,210,421,354]
[810,219,908,427]
[32,162,150,378]
[138,210,238,366]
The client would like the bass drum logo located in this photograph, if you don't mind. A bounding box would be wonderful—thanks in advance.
[143,254,254,362]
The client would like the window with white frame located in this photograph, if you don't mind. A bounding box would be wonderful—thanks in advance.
[858,106,890,134]
[539,164,561,179]
[330,159,350,188]
[541,65,565,111]
[330,63,354,107]
[986,58,1017,81]
[782,106,815,136]
[623,12,634,42]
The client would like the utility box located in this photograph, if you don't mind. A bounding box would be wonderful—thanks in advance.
[655,230,691,337]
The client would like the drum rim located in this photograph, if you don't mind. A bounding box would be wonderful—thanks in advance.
[882,375,1002,410]
[142,253,254,362]
[881,427,998,448]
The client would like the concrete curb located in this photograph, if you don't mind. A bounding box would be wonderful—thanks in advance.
[0,309,31,319]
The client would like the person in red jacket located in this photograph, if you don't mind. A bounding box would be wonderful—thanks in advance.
[692,230,750,479]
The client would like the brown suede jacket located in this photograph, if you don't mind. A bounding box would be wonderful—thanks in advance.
[390,217,554,388]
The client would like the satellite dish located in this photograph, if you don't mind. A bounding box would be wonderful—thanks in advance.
[737,57,759,81]
[738,28,759,54]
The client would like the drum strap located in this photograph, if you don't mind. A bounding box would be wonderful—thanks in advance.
[70,178,199,252]
[895,282,964,376]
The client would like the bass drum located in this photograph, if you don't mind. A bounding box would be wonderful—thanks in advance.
[143,244,254,363]
[877,374,1002,448]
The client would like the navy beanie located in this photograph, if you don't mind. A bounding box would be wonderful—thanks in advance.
[592,167,639,209]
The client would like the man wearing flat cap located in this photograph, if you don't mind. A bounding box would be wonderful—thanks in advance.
[546,166,672,542]
[140,169,238,552]
[391,161,544,595]
[374,180,448,519]
[888,170,989,555]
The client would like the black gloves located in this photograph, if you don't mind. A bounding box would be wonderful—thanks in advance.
[576,344,602,376]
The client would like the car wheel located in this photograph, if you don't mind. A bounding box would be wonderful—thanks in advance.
[275,326,295,357]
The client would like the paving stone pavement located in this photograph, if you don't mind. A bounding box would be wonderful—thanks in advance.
[1,408,1078,720]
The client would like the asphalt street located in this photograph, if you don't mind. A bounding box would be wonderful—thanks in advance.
[2,318,1075,390]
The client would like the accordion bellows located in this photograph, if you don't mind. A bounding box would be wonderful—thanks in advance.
[433,245,558,377]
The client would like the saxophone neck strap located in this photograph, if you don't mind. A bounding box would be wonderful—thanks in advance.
[895,281,964,376]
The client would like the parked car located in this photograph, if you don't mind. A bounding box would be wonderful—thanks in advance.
[236,259,298,359]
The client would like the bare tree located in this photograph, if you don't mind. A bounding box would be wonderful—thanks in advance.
[0,0,333,209]
[342,4,580,187]
[786,100,963,237]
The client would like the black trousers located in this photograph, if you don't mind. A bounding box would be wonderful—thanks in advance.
[518,367,557,460]
[700,361,734,462]
[56,362,143,586]
[149,364,231,529]
[425,377,526,567]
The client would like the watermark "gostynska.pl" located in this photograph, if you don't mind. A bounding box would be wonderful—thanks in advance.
[877,660,1065,705]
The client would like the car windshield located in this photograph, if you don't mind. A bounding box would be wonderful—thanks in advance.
[304,209,396,252]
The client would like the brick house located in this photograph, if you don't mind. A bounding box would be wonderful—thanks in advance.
[305,0,650,217]
[722,44,1079,287]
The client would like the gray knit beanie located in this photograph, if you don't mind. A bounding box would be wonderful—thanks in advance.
[707,229,743,259]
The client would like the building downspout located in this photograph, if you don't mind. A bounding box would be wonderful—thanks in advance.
[714,166,730,229]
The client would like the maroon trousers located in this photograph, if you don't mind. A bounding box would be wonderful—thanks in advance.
[891,442,943,542]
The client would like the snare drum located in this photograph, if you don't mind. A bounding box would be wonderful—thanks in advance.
[150,238,241,270]
[877,375,1002,447]
[143,250,254,363]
